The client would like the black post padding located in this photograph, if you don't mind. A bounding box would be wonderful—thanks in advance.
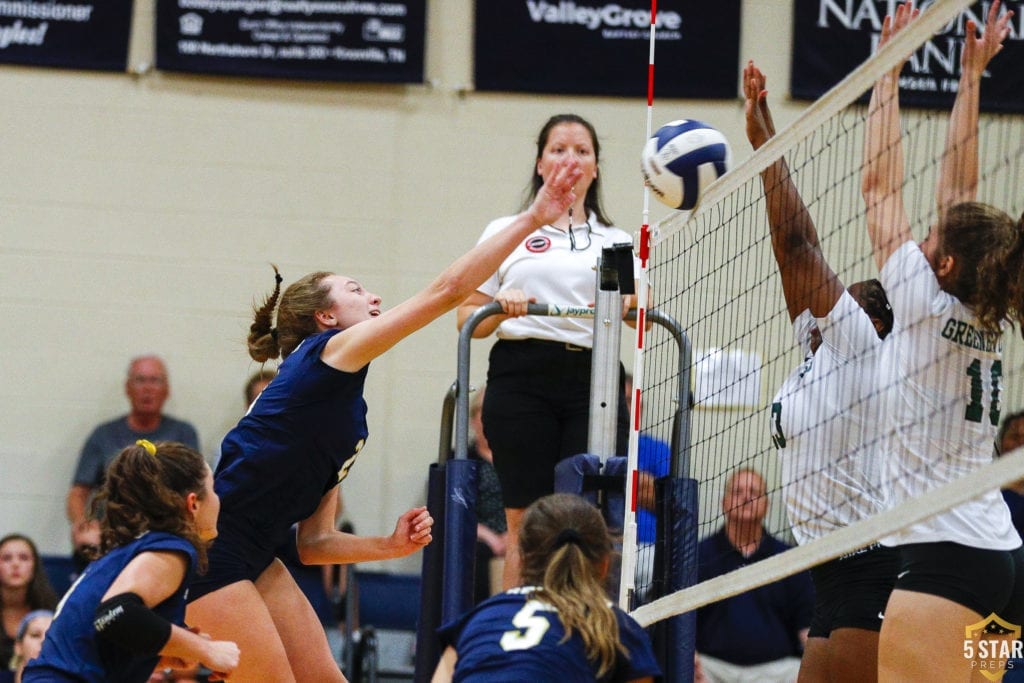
[650,477,698,683]
[441,458,478,625]
[414,462,447,681]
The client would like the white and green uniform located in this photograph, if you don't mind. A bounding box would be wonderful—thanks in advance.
[878,241,1019,550]
[771,290,885,544]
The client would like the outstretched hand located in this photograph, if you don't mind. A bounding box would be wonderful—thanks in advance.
[527,157,583,227]
[962,0,1012,78]
[743,60,775,151]
[878,1,921,77]
[389,506,434,557]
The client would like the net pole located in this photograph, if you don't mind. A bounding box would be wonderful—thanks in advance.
[619,0,657,611]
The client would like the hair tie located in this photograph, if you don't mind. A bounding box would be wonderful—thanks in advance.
[274,272,283,285]
[270,328,279,341]
[136,439,157,457]
[555,528,582,548]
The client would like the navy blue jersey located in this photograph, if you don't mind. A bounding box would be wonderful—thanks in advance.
[215,330,368,556]
[438,586,660,682]
[23,532,197,683]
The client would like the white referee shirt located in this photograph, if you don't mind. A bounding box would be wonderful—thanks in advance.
[878,241,1019,550]
[771,290,886,545]
[475,213,636,349]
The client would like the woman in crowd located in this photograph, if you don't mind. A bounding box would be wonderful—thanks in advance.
[0,535,57,669]
[433,492,659,682]
[457,114,637,589]
[24,441,238,682]
[185,157,584,681]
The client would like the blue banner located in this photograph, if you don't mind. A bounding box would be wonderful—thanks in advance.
[474,1,741,99]
[155,0,426,83]
[0,1,132,71]
[791,0,1024,113]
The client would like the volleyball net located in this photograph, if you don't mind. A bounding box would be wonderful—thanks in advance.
[629,0,1024,630]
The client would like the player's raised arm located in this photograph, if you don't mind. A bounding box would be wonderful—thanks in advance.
[937,0,1012,214]
[861,3,918,270]
[744,60,843,322]
[323,157,582,372]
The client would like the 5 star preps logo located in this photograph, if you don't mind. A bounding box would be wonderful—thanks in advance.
[963,613,1023,681]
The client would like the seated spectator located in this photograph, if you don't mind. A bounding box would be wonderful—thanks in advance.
[696,469,814,683]
[7,611,51,683]
[66,355,199,571]
[244,368,277,408]
[0,536,57,668]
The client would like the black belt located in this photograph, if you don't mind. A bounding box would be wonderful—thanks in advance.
[505,338,590,352]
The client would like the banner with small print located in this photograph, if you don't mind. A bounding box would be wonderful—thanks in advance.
[155,0,426,83]
[474,1,741,98]
[791,0,1024,113]
[0,1,132,71]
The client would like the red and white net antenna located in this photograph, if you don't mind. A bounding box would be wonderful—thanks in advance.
[620,0,657,610]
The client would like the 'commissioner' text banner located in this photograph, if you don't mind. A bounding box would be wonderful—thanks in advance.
[0,1,132,71]
[155,0,426,83]
[474,1,741,98]
[792,0,1024,113]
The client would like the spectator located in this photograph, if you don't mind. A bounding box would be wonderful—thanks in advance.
[66,355,199,569]
[7,610,51,683]
[456,113,637,589]
[244,368,276,408]
[0,535,57,668]
[467,385,507,603]
[695,469,814,683]
[997,410,1024,537]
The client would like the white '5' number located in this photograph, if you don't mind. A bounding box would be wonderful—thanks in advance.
[500,600,553,652]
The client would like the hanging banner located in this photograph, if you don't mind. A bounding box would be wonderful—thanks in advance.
[791,0,1024,113]
[155,0,426,83]
[0,1,132,71]
[474,1,741,99]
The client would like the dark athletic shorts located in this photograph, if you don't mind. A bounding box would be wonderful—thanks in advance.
[808,543,899,637]
[894,542,1024,623]
[483,339,628,509]
[187,519,277,602]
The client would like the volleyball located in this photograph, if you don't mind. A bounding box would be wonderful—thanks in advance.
[641,119,731,210]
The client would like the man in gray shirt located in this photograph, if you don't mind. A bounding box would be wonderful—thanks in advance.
[65,355,199,563]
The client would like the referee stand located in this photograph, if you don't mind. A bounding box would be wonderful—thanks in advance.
[414,246,698,682]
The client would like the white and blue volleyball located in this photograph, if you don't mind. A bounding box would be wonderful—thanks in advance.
[641,119,731,210]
